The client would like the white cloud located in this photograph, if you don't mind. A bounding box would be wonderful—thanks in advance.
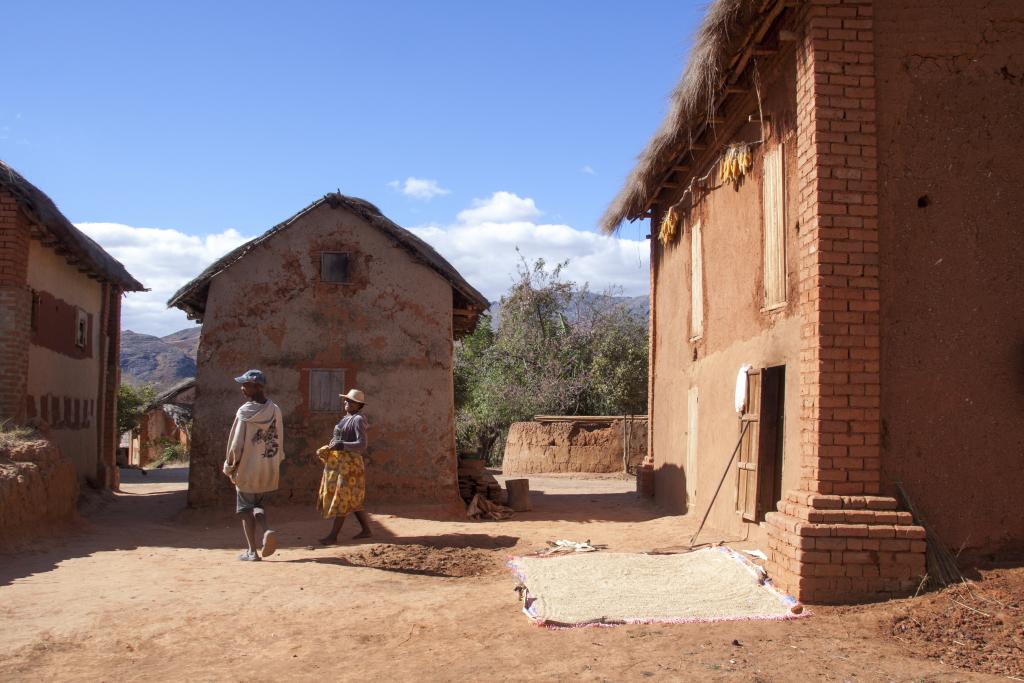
[75,222,253,337]
[412,192,649,302]
[388,177,450,200]
[581,165,596,175]
[456,191,542,224]
[74,190,650,336]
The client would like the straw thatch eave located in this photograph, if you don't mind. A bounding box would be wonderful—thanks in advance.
[601,0,779,234]
[147,377,196,410]
[167,193,489,335]
[0,161,146,291]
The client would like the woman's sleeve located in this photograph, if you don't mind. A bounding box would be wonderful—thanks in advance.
[342,415,367,453]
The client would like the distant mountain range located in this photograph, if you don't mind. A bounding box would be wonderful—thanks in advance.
[486,293,649,330]
[120,328,200,390]
[120,294,648,389]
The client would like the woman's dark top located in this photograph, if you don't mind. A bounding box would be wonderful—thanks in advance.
[328,413,367,454]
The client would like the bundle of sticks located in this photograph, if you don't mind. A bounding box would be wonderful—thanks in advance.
[895,482,965,588]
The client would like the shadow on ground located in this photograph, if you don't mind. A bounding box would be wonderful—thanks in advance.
[0,466,668,586]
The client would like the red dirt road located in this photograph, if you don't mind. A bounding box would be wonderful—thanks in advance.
[0,469,1004,681]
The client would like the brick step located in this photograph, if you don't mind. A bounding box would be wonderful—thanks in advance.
[764,510,927,603]
[779,501,914,525]
[785,490,898,511]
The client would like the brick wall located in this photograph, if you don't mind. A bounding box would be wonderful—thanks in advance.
[98,284,122,488]
[764,0,925,604]
[0,190,31,422]
[796,0,882,498]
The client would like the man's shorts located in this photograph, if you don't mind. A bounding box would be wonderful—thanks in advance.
[236,490,270,514]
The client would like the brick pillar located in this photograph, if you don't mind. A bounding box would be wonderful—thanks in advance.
[0,190,31,423]
[764,0,925,604]
[98,284,122,489]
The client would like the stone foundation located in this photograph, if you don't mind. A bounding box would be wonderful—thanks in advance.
[765,490,926,604]
[0,437,79,546]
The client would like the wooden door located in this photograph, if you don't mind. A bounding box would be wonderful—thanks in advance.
[736,370,761,521]
[757,366,786,518]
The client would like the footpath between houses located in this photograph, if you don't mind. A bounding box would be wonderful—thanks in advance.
[1,467,1020,680]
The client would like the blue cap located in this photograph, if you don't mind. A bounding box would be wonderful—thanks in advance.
[234,369,267,386]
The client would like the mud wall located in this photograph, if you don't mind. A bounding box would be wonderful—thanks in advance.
[188,202,459,507]
[502,419,647,475]
[649,49,803,540]
[0,438,79,547]
[874,1,1024,554]
[25,240,105,481]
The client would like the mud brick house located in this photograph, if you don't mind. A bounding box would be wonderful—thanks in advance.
[169,193,488,507]
[602,0,1024,603]
[127,378,195,467]
[0,161,145,487]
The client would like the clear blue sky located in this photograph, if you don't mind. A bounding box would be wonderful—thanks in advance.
[3,1,704,334]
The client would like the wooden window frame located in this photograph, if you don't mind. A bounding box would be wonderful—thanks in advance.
[320,251,352,284]
[762,144,787,311]
[75,308,88,348]
[308,368,345,413]
[689,219,704,341]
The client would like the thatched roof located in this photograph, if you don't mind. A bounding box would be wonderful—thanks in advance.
[148,377,196,409]
[0,161,145,290]
[168,193,489,334]
[601,0,772,234]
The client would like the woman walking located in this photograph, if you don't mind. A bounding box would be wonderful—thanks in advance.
[317,389,373,544]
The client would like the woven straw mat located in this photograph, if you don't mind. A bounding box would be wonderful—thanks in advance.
[513,548,792,624]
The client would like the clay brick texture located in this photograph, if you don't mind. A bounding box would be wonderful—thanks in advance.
[796,0,882,500]
[766,0,926,604]
[0,190,31,421]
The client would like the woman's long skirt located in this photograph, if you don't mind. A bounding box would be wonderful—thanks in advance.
[316,449,365,518]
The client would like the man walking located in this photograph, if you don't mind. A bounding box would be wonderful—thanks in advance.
[223,369,285,561]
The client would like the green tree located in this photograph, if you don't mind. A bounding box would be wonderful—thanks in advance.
[454,256,648,465]
[116,384,156,437]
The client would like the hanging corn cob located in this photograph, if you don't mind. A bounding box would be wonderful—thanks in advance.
[718,144,753,185]
[659,205,681,245]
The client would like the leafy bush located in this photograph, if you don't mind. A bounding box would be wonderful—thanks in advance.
[156,438,189,465]
[455,256,648,466]
[117,384,157,437]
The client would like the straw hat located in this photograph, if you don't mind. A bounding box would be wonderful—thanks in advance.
[340,388,366,404]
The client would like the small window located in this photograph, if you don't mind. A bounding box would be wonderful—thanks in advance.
[309,369,345,413]
[30,290,39,331]
[320,252,351,283]
[75,308,88,348]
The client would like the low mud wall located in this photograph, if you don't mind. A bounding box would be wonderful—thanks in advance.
[502,419,648,475]
[0,438,79,547]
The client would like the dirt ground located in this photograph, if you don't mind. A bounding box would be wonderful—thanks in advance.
[0,468,1018,681]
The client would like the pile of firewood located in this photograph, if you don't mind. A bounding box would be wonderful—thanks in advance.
[457,458,504,504]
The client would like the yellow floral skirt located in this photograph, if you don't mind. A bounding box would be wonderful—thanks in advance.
[316,448,365,518]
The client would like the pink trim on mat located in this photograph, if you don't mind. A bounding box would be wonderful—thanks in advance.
[506,548,811,629]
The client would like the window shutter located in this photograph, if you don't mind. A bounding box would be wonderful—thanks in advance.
[690,220,704,339]
[309,369,345,412]
[320,252,351,283]
[736,369,762,521]
[763,145,786,308]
